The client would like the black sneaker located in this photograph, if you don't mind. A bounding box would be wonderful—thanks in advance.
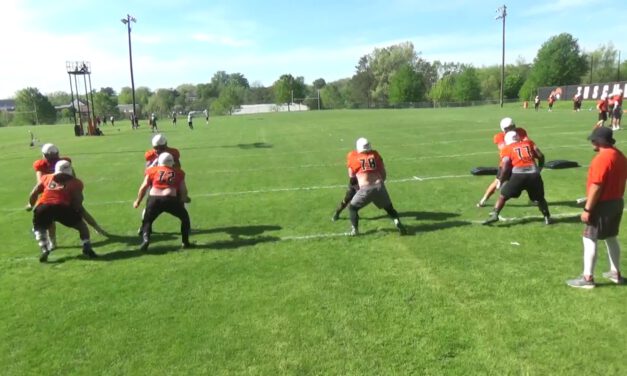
[395,222,408,235]
[482,212,499,225]
[139,241,150,252]
[544,216,552,225]
[331,212,340,222]
[181,242,195,249]
[82,246,98,259]
[39,247,49,263]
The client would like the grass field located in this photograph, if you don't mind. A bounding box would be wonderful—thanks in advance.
[1,102,626,375]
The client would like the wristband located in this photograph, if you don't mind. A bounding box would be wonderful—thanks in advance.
[583,208,591,213]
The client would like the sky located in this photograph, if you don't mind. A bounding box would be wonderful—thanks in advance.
[1,0,626,99]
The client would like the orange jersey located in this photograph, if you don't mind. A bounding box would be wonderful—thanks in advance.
[145,165,185,190]
[493,128,528,150]
[144,147,181,166]
[587,147,627,202]
[597,99,608,112]
[501,139,539,169]
[36,174,83,206]
[347,150,384,176]
[33,157,72,176]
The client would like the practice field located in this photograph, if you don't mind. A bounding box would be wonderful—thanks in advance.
[1,103,626,374]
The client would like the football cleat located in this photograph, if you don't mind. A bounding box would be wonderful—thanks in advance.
[139,241,150,252]
[39,247,50,263]
[332,212,340,222]
[482,212,499,225]
[82,246,98,259]
[348,227,359,236]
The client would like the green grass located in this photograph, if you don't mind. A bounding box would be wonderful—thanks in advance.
[1,102,626,375]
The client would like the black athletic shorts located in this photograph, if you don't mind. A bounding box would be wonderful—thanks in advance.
[33,204,82,229]
[583,199,624,240]
[500,173,545,201]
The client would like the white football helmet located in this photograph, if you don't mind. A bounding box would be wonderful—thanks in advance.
[54,160,73,176]
[152,134,167,147]
[499,117,515,132]
[504,131,520,145]
[158,152,174,167]
[356,137,371,153]
[41,143,59,157]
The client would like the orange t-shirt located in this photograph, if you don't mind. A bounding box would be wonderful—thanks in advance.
[33,157,72,176]
[597,99,608,112]
[145,165,185,190]
[501,139,539,169]
[587,147,627,201]
[347,150,384,176]
[36,174,83,206]
[144,147,181,167]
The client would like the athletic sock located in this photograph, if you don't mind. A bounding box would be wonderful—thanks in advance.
[604,236,621,273]
[583,237,597,277]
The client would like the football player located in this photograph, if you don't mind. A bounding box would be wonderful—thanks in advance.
[345,137,406,236]
[33,144,107,249]
[133,153,193,251]
[476,117,528,207]
[482,131,551,225]
[27,160,98,262]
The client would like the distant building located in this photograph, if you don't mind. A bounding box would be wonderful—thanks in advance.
[0,99,16,112]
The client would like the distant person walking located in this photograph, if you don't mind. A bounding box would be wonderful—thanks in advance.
[110,115,115,126]
[150,113,158,133]
[547,93,555,112]
[567,127,627,288]
[187,112,194,130]
[595,93,609,128]
[611,89,623,131]
[204,109,209,124]
[534,95,540,111]
[172,111,177,127]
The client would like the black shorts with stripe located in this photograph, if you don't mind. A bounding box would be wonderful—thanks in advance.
[583,199,624,240]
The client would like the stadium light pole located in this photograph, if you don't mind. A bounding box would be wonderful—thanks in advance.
[121,14,137,124]
[496,5,507,108]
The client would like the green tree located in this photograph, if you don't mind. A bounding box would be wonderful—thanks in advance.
[14,88,56,125]
[369,42,419,106]
[528,33,588,86]
[145,89,177,116]
[320,83,346,109]
[388,64,426,105]
[349,55,375,108]
[211,84,244,115]
[312,78,326,90]
[245,82,273,104]
[47,91,72,106]
[584,43,621,83]
[428,74,456,104]
[118,87,133,104]
[453,67,481,102]
[92,87,119,119]
[273,74,305,111]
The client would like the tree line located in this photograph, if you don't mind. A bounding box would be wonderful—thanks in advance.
[3,33,625,126]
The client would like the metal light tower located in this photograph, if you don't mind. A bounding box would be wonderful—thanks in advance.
[121,14,137,125]
[496,5,507,108]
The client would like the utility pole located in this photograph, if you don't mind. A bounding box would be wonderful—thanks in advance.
[121,14,137,125]
[618,51,621,81]
[496,5,507,108]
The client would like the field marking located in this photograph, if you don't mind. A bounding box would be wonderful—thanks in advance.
[469,211,583,225]
[0,169,584,212]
